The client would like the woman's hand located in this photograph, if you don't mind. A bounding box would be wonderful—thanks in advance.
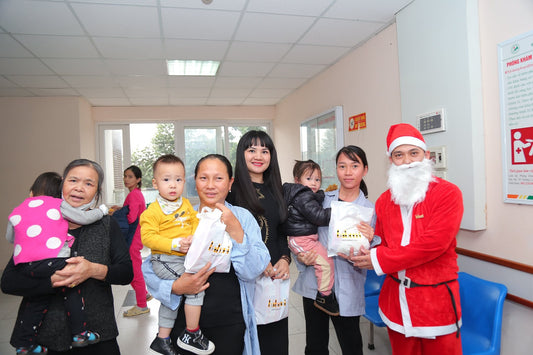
[51,256,108,288]
[297,250,318,266]
[263,258,290,280]
[263,262,274,278]
[271,257,290,280]
[338,247,373,269]
[351,247,373,269]
[358,221,374,242]
[216,203,244,244]
[172,262,215,295]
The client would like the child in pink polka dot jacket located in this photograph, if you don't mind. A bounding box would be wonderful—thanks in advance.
[5,172,108,355]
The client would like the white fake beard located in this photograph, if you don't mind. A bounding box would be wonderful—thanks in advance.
[387,158,434,207]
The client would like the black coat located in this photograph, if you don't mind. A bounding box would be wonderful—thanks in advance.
[282,183,331,236]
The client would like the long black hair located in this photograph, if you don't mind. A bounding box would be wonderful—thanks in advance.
[336,145,369,198]
[231,130,287,220]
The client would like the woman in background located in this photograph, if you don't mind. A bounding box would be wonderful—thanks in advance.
[113,165,151,317]
[227,130,290,355]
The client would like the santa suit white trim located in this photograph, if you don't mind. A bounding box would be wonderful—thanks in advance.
[379,309,459,338]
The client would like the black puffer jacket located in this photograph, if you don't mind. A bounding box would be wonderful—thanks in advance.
[283,182,331,236]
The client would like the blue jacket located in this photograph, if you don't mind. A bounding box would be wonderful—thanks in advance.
[142,201,270,355]
[292,188,376,317]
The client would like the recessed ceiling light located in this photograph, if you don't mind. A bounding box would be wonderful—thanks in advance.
[166,60,220,76]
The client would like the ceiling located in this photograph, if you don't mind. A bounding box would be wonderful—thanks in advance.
[0,0,412,107]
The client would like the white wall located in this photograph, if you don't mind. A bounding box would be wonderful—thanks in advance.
[461,0,533,352]
[276,24,402,202]
[0,97,87,263]
[396,0,486,231]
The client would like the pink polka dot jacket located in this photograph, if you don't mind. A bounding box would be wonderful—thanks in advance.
[8,196,71,265]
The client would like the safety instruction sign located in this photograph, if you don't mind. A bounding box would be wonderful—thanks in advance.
[499,30,533,204]
[348,113,366,132]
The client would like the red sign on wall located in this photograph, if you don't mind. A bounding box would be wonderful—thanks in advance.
[511,126,533,164]
[349,113,366,131]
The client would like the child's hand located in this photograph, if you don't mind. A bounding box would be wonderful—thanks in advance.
[180,235,193,253]
[172,236,192,253]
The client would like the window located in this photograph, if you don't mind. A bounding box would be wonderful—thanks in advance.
[300,106,344,190]
[98,124,131,206]
[98,123,175,206]
[179,123,269,204]
[98,121,270,205]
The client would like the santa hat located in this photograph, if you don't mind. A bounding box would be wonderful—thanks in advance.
[386,123,426,156]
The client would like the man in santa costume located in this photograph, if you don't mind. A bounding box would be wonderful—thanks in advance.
[352,123,464,354]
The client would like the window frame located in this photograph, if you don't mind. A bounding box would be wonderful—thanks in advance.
[97,124,131,205]
[299,106,344,189]
[96,120,271,204]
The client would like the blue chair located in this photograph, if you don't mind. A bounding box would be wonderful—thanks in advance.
[365,269,386,297]
[458,272,507,355]
[363,293,386,350]
[363,270,386,350]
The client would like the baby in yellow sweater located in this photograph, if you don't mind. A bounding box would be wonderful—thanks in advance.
[141,154,214,355]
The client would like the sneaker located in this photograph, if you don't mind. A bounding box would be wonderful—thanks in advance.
[16,345,48,354]
[123,305,150,317]
[149,336,178,355]
[177,329,215,355]
[146,293,154,302]
[314,291,340,316]
[72,330,100,347]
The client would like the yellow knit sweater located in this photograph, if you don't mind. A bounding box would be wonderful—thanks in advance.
[140,198,199,256]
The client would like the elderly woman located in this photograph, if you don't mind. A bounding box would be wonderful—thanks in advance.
[142,154,270,355]
[2,159,133,354]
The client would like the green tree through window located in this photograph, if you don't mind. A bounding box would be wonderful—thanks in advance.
[131,123,175,188]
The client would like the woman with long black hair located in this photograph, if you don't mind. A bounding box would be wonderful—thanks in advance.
[227,130,290,355]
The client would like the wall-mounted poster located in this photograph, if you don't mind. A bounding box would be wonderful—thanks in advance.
[498,30,533,204]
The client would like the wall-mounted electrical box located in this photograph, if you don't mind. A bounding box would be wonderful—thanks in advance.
[417,108,445,134]
[429,145,447,170]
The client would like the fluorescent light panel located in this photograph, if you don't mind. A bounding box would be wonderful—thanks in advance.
[167,60,220,76]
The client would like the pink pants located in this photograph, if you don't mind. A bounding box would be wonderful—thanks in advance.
[388,328,462,355]
[289,234,334,295]
[129,227,148,308]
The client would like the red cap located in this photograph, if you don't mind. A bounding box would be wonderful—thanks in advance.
[386,123,426,156]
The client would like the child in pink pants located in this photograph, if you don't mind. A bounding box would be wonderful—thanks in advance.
[283,160,338,316]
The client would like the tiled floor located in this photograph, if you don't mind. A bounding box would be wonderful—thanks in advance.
[0,261,392,355]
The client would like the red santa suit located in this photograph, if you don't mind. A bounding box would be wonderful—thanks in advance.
[370,176,463,339]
